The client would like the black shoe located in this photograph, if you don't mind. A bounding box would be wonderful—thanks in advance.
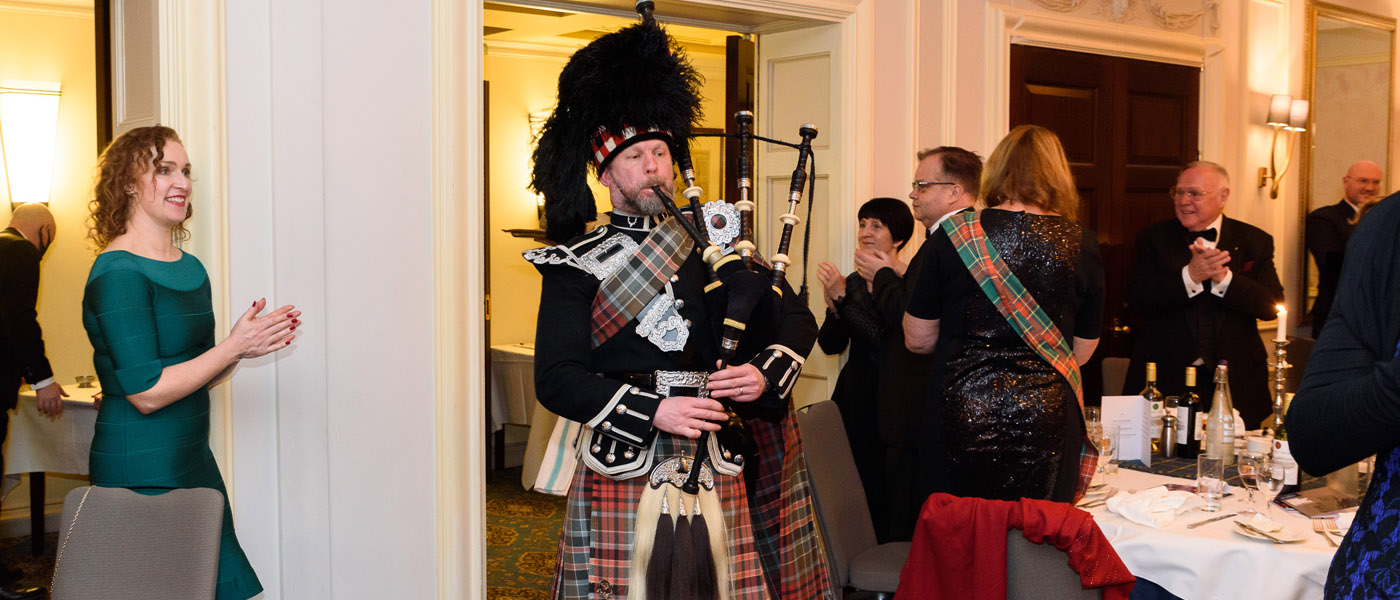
[0,583,44,600]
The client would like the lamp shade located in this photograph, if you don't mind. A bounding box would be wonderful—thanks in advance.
[1287,99,1310,131]
[1266,94,1292,126]
[0,81,62,205]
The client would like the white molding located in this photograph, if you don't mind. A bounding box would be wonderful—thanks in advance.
[993,3,1212,67]
[939,0,957,142]
[437,0,483,598]
[985,7,1010,152]
[158,0,183,131]
[0,1,90,17]
[484,40,576,61]
[688,0,855,22]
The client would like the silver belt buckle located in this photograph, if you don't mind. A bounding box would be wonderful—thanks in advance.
[653,370,709,398]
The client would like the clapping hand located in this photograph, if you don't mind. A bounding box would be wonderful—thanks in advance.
[816,261,846,311]
[228,298,302,359]
[854,248,903,281]
[1187,242,1231,284]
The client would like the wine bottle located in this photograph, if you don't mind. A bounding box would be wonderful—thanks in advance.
[1142,362,1165,454]
[1272,392,1301,500]
[1175,366,1202,458]
[1205,362,1236,467]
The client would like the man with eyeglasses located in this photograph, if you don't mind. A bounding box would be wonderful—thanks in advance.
[1307,160,1383,337]
[1123,161,1284,429]
[864,146,980,541]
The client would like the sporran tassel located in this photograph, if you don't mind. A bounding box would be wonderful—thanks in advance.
[644,490,675,598]
[669,494,698,600]
[629,482,671,599]
[690,497,718,599]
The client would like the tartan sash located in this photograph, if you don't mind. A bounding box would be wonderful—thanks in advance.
[941,211,1099,501]
[590,217,694,347]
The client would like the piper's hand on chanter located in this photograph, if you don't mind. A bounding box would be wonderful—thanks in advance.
[816,261,846,311]
[654,396,727,439]
[225,298,301,360]
[708,360,766,403]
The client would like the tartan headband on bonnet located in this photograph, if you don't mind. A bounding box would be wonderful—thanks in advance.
[530,14,703,242]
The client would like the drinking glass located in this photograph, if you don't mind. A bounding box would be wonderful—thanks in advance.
[1236,452,1262,516]
[1097,425,1118,482]
[1197,454,1225,512]
[1260,457,1286,519]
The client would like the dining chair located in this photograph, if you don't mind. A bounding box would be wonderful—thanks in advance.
[1006,530,1100,599]
[797,400,910,599]
[1102,356,1130,397]
[50,486,225,600]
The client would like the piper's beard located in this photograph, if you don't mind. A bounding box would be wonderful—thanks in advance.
[619,180,672,216]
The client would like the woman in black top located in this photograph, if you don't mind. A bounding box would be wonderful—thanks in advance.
[904,125,1104,502]
[815,197,913,540]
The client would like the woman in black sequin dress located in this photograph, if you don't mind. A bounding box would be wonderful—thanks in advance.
[815,197,913,539]
[904,126,1104,502]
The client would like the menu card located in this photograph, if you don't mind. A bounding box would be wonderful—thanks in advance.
[1102,395,1154,466]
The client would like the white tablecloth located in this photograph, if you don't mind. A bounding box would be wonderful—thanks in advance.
[490,343,537,432]
[1090,467,1335,600]
[4,385,100,497]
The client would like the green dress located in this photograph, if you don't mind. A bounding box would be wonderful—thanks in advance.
[82,250,263,600]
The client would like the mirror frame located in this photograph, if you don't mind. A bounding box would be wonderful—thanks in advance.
[1300,1,1396,332]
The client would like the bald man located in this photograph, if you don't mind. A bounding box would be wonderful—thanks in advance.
[1308,160,1384,336]
[1,203,66,418]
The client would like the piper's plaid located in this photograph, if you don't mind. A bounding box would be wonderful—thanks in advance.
[590,217,693,347]
[552,435,772,599]
[941,211,1100,503]
[747,407,836,598]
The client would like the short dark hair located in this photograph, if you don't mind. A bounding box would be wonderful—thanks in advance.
[857,197,915,250]
[917,146,983,198]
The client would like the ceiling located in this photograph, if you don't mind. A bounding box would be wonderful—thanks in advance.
[484,0,823,54]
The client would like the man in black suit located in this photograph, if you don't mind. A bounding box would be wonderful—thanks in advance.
[0,203,63,600]
[1307,160,1382,337]
[864,146,980,540]
[1123,161,1284,428]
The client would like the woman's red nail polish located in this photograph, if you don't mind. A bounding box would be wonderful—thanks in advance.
[285,340,292,345]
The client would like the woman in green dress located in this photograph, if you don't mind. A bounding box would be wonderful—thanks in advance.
[81,126,300,600]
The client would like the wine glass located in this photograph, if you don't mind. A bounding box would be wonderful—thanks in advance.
[1259,457,1286,519]
[1236,452,1262,516]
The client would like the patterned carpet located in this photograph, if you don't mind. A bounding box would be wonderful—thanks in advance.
[0,532,57,592]
[488,468,566,600]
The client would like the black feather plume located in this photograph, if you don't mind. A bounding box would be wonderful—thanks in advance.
[530,19,704,242]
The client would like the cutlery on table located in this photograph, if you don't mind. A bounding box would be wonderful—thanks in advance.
[1312,518,1338,547]
[1186,512,1239,529]
[1077,488,1118,509]
[1239,521,1302,544]
[1325,516,1344,543]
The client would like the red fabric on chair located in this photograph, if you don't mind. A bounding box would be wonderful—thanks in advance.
[895,493,1135,600]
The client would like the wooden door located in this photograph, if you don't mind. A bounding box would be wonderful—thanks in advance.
[1010,45,1199,402]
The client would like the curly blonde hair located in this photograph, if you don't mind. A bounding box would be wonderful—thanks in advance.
[981,124,1080,223]
[89,125,190,249]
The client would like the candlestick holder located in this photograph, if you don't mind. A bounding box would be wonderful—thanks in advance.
[1269,338,1290,435]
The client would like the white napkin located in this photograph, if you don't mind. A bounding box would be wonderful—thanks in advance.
[1244,513,1283,532]
[1105,485,1205,528]
[1336,512,1356,531]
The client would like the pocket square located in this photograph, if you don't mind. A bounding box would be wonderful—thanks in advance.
[1241,260,1255,273]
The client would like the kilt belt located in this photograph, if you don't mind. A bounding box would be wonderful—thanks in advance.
[587,370,748,480]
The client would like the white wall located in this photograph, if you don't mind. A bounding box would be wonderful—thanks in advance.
[224,1,437,597]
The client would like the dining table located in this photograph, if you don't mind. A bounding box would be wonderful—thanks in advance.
[1088,463,1339,600]
[7,381,101,554]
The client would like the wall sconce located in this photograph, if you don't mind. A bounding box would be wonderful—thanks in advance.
[1257,93,1309,199]
[0,81,62,209]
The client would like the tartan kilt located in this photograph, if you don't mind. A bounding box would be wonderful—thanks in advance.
[746,406,836,599]
[551,435,771,599]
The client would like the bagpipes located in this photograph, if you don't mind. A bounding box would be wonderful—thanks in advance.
[630,2,821,598]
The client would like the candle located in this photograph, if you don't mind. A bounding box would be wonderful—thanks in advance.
[1276,304,1288,342]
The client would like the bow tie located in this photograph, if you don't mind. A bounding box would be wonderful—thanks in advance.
[1186,227,1217,243]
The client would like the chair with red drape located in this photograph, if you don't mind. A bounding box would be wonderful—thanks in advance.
[895,493,1134,600]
